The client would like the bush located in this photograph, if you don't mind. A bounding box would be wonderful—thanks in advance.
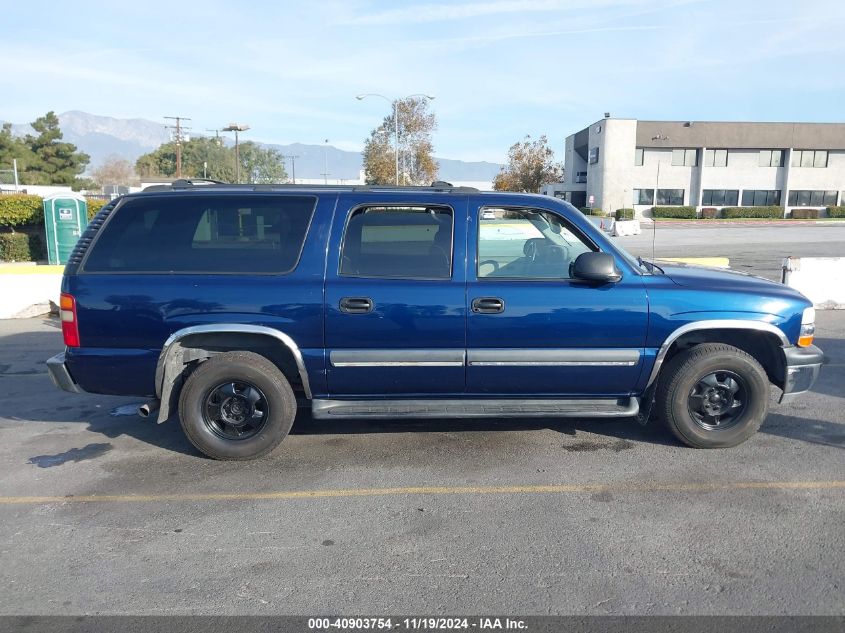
[85,197,108,220]
[0,195,44,228]
[0,231,44,262]
[651,206,697,219]
[722,206,784,219]
[615,208,634,220]
[790,208,819,219]
[700,207,719,219]
[827,207,845,218]
[580,207,605,216]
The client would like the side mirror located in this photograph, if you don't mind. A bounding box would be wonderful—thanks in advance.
[572,252,622,283]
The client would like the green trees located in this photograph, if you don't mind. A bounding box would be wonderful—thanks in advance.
[493,135,563,193]
[0,112,90,187]
[362,97,438,185]
[135,137,287,184]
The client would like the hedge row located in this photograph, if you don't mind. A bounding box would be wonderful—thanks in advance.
[615,208,634,220]
[0,195,44,227]
[651,206,697,219]
[722,207,784,218]
[0,231,45,262]
[790,208,819,219]
[579,207,605,216]
[828,207,845,218]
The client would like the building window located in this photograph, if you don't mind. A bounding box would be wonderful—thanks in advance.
[704,149,728,167]
[574,171,587,183]
[657,189,684,205]
[633,189,654,205]
[671,148,698,167]
[588,147,600,164]
[701,189,739,206]
[787,190,838,207]
[634,148,644,166]
[741,190,781,206]
[791,150,828,168]
[759,150,784,167]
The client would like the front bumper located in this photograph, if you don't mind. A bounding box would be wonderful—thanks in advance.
[779,344,824,404]
[46,352,83,394]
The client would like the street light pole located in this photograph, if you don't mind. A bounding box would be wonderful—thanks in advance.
[356,93,435,185]
[223,123,250,183]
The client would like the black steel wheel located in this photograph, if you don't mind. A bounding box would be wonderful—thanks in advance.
[656,343,769,448]
[687,370,748,431]
[202,381,269,441]
[178,351,296,460]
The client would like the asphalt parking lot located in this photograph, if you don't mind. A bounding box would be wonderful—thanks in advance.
[0,224,843,616]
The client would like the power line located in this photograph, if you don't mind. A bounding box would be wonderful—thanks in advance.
[164,116,192,178]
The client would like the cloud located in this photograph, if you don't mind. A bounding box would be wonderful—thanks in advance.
[339,0,656,26]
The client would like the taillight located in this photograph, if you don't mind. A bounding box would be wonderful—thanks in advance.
[60,293,80,347]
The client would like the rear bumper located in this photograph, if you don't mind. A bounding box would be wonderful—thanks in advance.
[779,344,824,404]
[46,352,83,394]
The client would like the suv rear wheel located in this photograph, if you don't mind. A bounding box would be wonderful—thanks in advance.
[656,343,769,448]
[178,351,296,460]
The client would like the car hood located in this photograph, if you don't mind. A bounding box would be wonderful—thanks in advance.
[653,261,807,300]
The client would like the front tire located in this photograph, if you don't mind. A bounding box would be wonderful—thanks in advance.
[656,343,769,448]
[178,351,296,460]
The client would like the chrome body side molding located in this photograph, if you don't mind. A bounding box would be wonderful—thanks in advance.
[467,348,640,367]
[645,319,790,389]
[330,349,465,367]
[154,323,312,423]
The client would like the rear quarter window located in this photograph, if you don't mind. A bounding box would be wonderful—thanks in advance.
[82,194,316,274]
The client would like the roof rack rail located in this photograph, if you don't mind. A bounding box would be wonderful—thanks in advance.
[140,181,480,194]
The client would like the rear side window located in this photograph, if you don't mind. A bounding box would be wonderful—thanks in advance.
[82,195,316,274]
[339,205,453,279]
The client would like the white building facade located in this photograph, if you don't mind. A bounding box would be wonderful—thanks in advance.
[550,118,845,217]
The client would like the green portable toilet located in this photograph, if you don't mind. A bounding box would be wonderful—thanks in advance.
[43,193,88,265]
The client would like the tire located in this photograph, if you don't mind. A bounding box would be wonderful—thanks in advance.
[656,343,769,448]
[178,351,296,460]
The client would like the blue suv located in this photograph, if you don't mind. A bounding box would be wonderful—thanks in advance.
[47,181,824,460]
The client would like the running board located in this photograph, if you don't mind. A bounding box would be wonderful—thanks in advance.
[311,397,639,419]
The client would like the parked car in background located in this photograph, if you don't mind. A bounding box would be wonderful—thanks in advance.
[48,181,823,460]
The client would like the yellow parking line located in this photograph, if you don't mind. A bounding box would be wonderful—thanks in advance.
[0,480,841,506]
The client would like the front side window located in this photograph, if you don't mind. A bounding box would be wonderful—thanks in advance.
[339,205,453,279]
[83,195,316,274]
[657,189,685,205]
[477,207,594,280]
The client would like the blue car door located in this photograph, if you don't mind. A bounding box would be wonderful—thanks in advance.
[324,193,467,396]
[465,195,648,396]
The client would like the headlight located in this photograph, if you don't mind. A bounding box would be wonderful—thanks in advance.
[798,307,815,347]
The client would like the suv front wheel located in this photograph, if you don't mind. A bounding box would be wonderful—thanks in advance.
[178,351,296,460]
[656,343,770,448]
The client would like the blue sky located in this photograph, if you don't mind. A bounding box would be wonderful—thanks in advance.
[2,0,844,162]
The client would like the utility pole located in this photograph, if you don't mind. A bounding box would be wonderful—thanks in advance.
[164,116,191,178]
[321,140,330,184]
[205,128,223,145]
[284,155,299,184]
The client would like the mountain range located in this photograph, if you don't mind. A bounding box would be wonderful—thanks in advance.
[7,111,503,183]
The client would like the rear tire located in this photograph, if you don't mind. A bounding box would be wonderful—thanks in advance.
[178,351,296,460]
[656,343,769,448]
